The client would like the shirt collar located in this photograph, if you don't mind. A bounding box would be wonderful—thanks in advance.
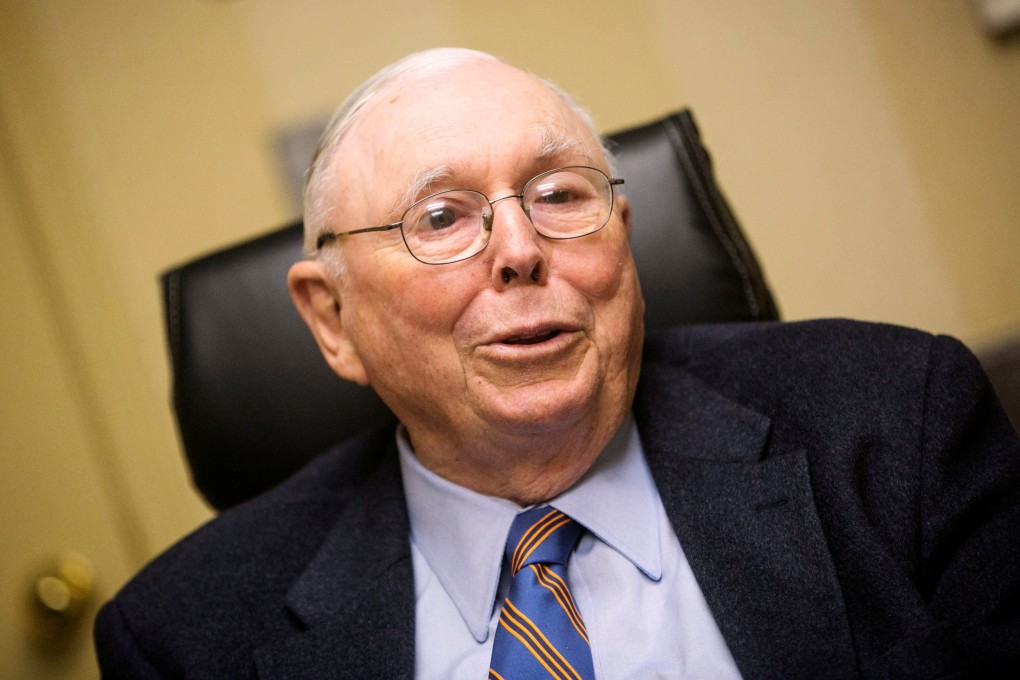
[397,415,661,643]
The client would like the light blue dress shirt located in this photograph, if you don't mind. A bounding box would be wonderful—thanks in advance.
[397,416,743,679]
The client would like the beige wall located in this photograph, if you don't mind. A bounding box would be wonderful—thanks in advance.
[2,0,1018,590]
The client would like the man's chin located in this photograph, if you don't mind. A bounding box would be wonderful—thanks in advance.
[465,375,601,437]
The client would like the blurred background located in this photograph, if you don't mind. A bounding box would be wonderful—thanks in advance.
[1,1,1018,676]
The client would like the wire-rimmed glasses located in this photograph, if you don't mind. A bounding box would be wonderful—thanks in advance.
[315,166,624,265]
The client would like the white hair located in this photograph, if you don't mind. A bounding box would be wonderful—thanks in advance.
[302,47,616,276]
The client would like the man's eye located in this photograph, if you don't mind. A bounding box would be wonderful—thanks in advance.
[423,206,459,231]
[535,189,575,205]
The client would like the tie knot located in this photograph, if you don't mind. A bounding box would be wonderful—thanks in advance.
[505,507,582,575]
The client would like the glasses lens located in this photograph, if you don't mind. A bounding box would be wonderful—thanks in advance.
[401,190,492,264]
[524,167,612,239]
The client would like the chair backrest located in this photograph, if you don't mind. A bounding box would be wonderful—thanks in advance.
[162,109,779,510]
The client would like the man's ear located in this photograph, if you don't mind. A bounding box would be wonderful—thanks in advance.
[287,260,369,386]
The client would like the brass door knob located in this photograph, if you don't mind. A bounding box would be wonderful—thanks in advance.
[28,552,95,645]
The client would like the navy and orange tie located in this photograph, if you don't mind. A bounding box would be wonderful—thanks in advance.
[488,507,595,680]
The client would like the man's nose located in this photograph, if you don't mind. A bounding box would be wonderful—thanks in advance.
[487,196,548,289]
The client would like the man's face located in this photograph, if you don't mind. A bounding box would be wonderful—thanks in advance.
[313,60,644,476]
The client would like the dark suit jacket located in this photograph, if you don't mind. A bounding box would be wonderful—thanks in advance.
[95,320,1020,679]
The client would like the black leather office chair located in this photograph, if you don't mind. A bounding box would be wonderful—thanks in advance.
[162,110,780,511]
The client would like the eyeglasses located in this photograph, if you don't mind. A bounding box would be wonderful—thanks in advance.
[315,166,624,265]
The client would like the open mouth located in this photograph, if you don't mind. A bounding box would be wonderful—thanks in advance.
[502,329,562,346]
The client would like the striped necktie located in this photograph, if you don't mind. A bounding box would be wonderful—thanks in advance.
[488,506,595,680]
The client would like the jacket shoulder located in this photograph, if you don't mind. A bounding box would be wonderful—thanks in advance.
[645,318,940,365]
[95,424,396,676]
[641,319,990,447]
[644,318,976,395]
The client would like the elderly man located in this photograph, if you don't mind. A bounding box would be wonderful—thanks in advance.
[96,49,1020,679]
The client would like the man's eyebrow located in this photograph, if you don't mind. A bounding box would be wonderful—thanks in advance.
[534,125,598,166]
[388,165,454,219]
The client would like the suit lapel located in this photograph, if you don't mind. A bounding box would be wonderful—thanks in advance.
[635,359,858,679]
[254,447,415,680]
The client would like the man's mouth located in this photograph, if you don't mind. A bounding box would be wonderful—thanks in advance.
[502,329,562,345]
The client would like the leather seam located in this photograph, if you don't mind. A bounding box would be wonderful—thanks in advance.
[665,112,761,319]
